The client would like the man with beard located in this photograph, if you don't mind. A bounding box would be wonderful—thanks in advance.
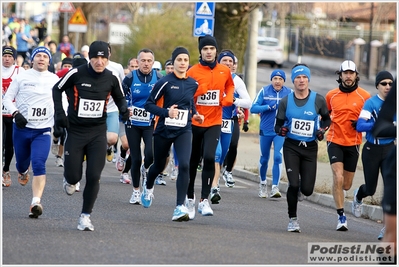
[325,60,370,231]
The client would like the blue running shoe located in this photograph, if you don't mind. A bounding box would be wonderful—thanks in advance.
[336,214,348,231]
[141,187,154,208]
[172,205,189,221]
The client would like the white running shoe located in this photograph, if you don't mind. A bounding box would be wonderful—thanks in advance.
[287,217,301,232]
[129,189,141,205]
[270,185,281,198]
[51,141,59,156]
[155,174,166,185]
[184,195,196,220]
[351,188,362,218]
[336,214,348,231]
[115,156,126,172]
[258,183,267,198]
[55,156,64,167]
[77,214,94,231]
[222,170,235,187]
[172,205,189,221]
[170,166,178,181]
[120,173,131,184]
[75,182,80,192]
[198,199,213,216]
[63,178,76,196]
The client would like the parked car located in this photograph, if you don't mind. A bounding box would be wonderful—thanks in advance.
[257,36,284,68]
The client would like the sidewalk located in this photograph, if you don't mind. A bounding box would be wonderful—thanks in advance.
[232,133,384,222]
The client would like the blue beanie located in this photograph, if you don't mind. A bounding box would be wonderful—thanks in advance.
[291,65,311,83]
[270,69,286,82]
[217,51,235,64]
[30,46,52,63]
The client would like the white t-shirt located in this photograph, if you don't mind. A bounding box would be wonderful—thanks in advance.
[106,60,125,113]
[3,68,59,129]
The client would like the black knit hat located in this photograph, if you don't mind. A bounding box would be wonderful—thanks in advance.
[164,59,173,67]
[89,41,109,59]
[198,35,218,52]
[375,70,394,88]
[61,57,73,67]
[2,46,17,59]
[172,47,189,63]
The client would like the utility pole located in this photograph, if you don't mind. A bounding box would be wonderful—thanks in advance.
[244,6,259,101]
[366,2,374,80]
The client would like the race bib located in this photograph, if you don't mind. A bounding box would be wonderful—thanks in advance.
[221,119,232,133]
[27,105,50,122]
[78,98,105,118]
[130,106,150,122]
[290,118,315,137]
[197,90,220,106]
[165,109,188,127]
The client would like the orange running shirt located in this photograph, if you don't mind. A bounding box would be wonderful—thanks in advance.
[325,87,371,146]
[188,63,234,127]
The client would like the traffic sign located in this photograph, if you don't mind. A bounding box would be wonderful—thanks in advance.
[68,7,87,25]
[59,2,75,13]
[195,2,215,17]
[193,16,214,37]
[68,7,87,33]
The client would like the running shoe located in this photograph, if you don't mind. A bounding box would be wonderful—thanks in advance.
[155,174,166,185]
[106,147,113,162]
[170,166,178,181]
[51,141,59,155]
[198,199,213,216]
[120,173,131,184]
[63,177,76,196]
[270,185,281,198]
[172,205,190,222]
[75,182,81,192]
[77,214,94,231]
[115,156,126,172]
[28,203,43,219]
[17,170,30,186]
[185,195,196,220]
[378,226,385,240]
[141,187,154,208]
[351,188,362,218]
[2,171,11,187]
[197,163,202,172]
[222,171,235,188]
[129,189,141,205]
[258,183,267,198]
[287,217,301,232]
[112,153,117,163]
[336,214,348,231]
[210,187,221,204]
[55,156,64,167]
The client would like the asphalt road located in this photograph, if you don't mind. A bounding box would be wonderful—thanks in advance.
[2,63,385,266]
[2,152,385,265]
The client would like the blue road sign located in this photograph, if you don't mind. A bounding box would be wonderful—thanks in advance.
[193,16,214,37]
[195,2,215,17]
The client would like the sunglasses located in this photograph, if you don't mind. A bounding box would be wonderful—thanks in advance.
[379,82,393,86]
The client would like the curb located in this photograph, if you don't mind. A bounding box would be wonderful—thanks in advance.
[232,168,383,222]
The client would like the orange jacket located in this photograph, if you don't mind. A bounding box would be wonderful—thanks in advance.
[188,62,235,127]
[325,86,371,146]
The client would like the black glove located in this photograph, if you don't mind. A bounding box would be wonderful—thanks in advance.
[14,112,28,129]
[316,129,325,141]
[242,122,249,132]
[53,125,64,138]
[55,112,69,129]
[278,126,289,137]
[120,108,130,123]
[350,120,357,130]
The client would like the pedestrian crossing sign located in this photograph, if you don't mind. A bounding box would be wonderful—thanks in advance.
[68,7,87,25]
[195,2,215,17]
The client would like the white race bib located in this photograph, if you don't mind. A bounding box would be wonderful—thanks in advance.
[165,109,188,127]
[221,119,232,133]
[290,118,315,137]
[196,90,220,106]
[78,98,105,118]
[130,106,150,122]
[27,105,50,122]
